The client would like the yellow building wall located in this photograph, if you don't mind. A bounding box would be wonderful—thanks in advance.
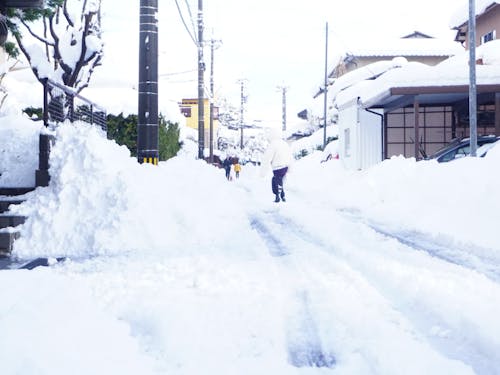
[180,98,219,150]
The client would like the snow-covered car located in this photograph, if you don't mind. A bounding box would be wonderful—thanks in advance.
[476,140,500,158]
[426,135,500,162]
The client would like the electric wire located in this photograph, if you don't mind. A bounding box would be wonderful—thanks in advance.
[174,0,198,45]
[184,0,198,43]
[159,69,197,77]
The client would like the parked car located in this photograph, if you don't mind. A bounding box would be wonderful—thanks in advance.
[426,135,500,162]
[476,139,500,158]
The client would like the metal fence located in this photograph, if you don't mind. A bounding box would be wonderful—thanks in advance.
[43,79,107,131]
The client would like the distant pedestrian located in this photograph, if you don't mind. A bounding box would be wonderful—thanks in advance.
[260,128,293,202]
[223,156,232,180]
[233,162,241,179]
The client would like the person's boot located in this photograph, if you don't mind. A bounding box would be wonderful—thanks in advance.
[279,185,285,202]
[274,194,280,203]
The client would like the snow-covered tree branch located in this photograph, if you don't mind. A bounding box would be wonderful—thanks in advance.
[4,0,103,93]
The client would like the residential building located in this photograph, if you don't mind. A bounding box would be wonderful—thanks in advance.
[452,1,500,48]
[325,32,463,88]
[335,40,500,170]
[179,98,219,150]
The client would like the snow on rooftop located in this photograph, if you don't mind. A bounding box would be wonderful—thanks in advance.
[450,0,500,28]
[329,57,408,101]
[335,39,500,109]
[346,37,464,57]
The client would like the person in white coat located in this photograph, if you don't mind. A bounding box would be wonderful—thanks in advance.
[260,127,293,202]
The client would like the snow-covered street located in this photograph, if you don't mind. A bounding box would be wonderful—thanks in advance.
[1,0,500,373]
[2,124,500,374]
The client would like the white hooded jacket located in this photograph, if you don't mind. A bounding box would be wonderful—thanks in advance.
[260,128,293,174]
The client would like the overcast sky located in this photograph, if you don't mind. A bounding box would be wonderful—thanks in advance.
[97,0,469,126]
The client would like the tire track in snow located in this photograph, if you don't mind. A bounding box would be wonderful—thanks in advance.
[262,207,500,375]
[338,208,500,284]
[249,211,336,369]
[249,209,481,374]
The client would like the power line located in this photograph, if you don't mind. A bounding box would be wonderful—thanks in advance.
[159,69,197,77]
[174,0,197,45]
[184,0,198,41]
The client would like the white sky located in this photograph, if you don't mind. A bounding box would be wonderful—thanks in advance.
[167,0,466,122]
[91,0,468,125]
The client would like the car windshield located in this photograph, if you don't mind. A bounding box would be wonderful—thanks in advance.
[428,139,462,159]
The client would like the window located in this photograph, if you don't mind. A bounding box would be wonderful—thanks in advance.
[481,30,496,44]
[180,107,191,118]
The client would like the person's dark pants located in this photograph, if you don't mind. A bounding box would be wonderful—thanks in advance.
[272,167,288,199]
[225,168,231,179]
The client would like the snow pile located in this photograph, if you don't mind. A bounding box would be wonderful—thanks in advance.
[0,115,43,186]
[11,122,252,259]
[291,147,500,251]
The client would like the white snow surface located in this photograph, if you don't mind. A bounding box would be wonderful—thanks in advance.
[1,119,500,374]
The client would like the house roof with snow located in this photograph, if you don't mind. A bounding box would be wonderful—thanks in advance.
[311,33,465,99]
[450,0,500,28]
[334,39,500,110]
[344,37,464,58]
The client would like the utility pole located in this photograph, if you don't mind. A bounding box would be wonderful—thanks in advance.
[323,21,329,150]
[277,85,288,131]
[237,79,247,149]
[197,0,205,160]
[209,37,222,163]
[468,0,478,156]
[138,0,159,165]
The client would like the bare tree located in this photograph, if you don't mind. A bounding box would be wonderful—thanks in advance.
[4,0,103,93]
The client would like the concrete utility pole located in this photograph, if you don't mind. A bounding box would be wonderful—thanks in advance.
[468,0,478,156]
[209,37,222,163]
[197,0,205,160]
[323,21,329,150]
[138,0,159,165]
[238,79,247,149]
[277,85,288,131]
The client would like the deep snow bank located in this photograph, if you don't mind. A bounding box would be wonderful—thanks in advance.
[11,122,249,259]
[293,146,500,250]
[0,115,43,187]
